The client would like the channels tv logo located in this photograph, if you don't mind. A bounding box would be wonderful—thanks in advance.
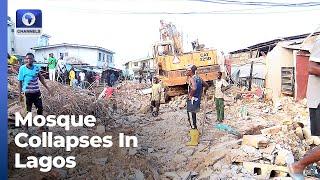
[16,9,42,35]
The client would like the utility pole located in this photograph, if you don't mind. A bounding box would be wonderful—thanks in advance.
[248,61,254,91]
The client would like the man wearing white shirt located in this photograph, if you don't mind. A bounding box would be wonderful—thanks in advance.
[213,71,229,122]
[79,71,86,89]
[288,37,320,179]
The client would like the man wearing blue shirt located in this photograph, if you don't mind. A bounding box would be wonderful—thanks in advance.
[18,53,52,117]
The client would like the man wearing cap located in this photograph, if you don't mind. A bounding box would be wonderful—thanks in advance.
[186,64,208,146]
[288,37,320,179]
[18,53,52,130]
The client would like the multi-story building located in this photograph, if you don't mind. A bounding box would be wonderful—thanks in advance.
[124,57,155,78]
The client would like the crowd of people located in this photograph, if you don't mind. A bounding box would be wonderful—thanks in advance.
[44,53,119,89]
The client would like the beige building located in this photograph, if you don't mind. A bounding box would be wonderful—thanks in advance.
[229,32,320,102]
[124,57,155,78]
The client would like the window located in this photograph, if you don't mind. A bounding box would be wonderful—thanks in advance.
[103,54,105,62]
[134,62,138,66]
[64,52,68,57]
[98,52,102,61]
[107,54,113,63]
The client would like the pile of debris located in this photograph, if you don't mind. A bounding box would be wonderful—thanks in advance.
[8,77,113,126]
[8,79,162,179]
[225,96,318,179]
[8,76,19,101]
[113,81,152,114]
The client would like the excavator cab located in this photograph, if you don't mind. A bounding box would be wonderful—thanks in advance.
[153,40,175,56]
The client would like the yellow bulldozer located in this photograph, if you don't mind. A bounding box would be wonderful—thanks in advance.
[153,20,223,99]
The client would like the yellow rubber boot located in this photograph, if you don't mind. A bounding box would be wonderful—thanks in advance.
[186,129,200,146]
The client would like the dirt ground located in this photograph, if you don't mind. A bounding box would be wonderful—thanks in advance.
[7,79,320,179]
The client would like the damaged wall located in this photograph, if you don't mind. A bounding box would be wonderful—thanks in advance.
[265,42,294,102]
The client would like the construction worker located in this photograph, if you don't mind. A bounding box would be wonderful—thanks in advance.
[159,19,168,41]
[18,53,52,130]
[150,77,162,117]
[69,68,75,86]
[48,53,57,81]
[288,36,320,180]
[186,65,208,146]
[213,71,230,122]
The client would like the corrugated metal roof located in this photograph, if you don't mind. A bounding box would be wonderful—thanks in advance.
[230,32,320,54]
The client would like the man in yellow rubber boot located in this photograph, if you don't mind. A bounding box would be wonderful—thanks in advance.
[186,65,208,146]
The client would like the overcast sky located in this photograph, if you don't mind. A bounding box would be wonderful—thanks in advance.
[8,0,320,67]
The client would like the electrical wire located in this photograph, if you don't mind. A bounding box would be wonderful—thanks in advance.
[48,5,320,15]
[186,0,320,7]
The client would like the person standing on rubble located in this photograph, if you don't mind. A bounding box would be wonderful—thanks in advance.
[48,53,57,81]
[110,73,116,87]
[288,37,320,180]
[138,68,143,83]
[79,70,86,89]
[150,77,162,117]
[56,55,66,84]
[69,68,75,86]
[213,71,230,122]
[18,53,53,130]
[186,64,208,146]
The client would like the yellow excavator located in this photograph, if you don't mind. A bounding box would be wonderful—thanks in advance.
[153,20,223,99]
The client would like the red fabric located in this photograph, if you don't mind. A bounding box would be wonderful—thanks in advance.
[255,87,263,97]
[104,87,114,99]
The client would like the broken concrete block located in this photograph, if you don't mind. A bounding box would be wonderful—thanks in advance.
[198,168,213,179]
[94,157,108,166]
[275,149,293,166]
[148,148,154,153]
[295,127,304,140]
[164,172,180,180]
[261,126,282,136]
[132,169,144,180]
[229,145,262,163]
[177,171,192,180]
[129,148,138,156]
[259,143,276,155]
[139,105,150,114]
[178,99,186,109]
[313,136,320,145]
[95,125,105,134]
[242,162,288,179]
[302,127,312,140]
[306,138,314,146]
[242,135,269,148]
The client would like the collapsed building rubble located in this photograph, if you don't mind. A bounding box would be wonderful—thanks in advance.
[7,76,320,179]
